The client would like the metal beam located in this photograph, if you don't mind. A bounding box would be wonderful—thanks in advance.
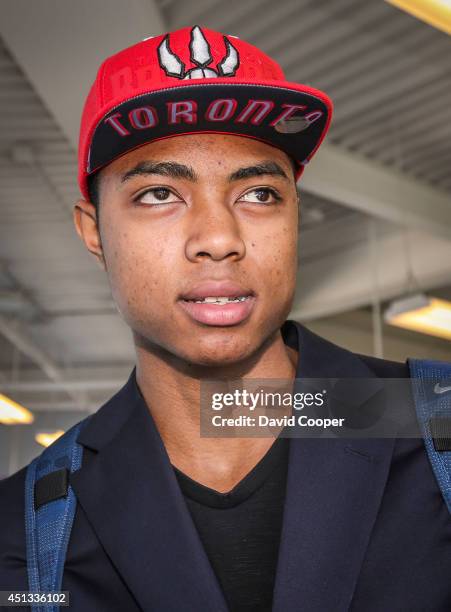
[16,402,95,413]
[300,144,451,240]
[0,0,166,149]
[0,315,88,409]
[290,222,451,321]
[1,379,123,393]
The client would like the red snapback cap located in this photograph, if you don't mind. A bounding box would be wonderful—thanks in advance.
[78,25,333,199]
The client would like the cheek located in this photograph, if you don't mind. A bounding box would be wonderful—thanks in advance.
[101,221,176,322]
[251,220,298,289]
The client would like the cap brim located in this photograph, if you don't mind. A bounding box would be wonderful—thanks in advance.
[85,79,332,190]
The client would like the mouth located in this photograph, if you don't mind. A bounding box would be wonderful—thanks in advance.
[182,295,251,304]
[178,292,256,327]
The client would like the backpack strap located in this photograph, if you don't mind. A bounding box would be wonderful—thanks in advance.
[24,416,90,611]
[407,357,451,514]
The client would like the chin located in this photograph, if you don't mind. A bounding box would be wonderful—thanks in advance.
[182,333,256,367]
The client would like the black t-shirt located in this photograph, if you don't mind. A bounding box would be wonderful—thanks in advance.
[172,436,290,612]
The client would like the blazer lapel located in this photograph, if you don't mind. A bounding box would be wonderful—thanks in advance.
[272,321,397,612]
[70,374,228,612]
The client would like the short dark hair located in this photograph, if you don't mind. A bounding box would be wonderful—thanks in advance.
[86,155,299,211]
[87,171,101,211]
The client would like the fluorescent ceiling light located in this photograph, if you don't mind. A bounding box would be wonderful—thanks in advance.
[384,293,451,340]
[35,430,65,448]
[386,0,451,36]
[0,394,34,424]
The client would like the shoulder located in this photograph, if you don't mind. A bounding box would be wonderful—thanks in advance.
[0,466,26,524]
[291,320,410,379]
[355,352,409,378]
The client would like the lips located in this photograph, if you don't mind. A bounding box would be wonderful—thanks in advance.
[179,280,255,301]
[178,280,256,326]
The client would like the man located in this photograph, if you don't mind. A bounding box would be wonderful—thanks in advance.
[1,25,450,612]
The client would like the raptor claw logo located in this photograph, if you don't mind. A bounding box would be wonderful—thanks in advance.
[158,26,239,80]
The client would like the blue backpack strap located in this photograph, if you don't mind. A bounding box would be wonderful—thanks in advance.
[408,357,451,513]
[24,416,90,611]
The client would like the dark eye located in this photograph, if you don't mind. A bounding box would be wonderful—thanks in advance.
[240,188,281,204]
[135,187,183,205]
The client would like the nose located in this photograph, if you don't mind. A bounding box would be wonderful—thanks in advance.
[185,200,246,263]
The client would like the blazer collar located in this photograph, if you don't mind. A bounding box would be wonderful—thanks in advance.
[72,319,396,612]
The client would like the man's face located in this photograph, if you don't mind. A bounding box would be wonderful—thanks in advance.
[76,134,299,367]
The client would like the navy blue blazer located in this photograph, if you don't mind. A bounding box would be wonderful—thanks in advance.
[1,320,450,611]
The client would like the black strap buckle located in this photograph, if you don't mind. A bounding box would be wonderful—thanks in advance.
[34,468,69,510]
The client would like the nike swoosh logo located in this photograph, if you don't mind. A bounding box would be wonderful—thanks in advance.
[434,383,451,394]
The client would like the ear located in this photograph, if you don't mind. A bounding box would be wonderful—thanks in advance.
[73,199,105,269]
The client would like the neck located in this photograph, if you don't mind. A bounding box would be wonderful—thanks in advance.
[134,327,298,492]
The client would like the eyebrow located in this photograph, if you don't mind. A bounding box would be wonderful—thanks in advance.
[120,159,289,184]
[228,161,289,182]
[121,161,196,183]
